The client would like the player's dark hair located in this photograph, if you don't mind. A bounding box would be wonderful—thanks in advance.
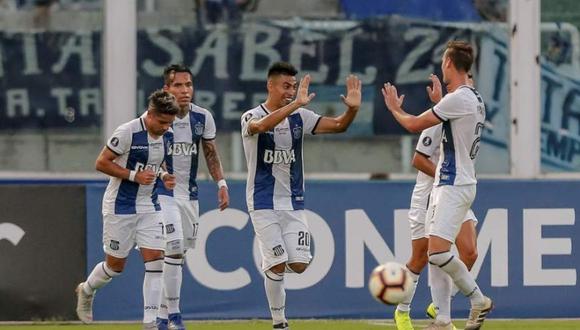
[148,89,179,116]
[267,62,298,78]
[163,64,193,86]
[445,40,474,73]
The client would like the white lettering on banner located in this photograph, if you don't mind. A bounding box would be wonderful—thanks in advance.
[523,208,577,286]
[395,27,439,85]
[51,33,96,75]
[240,24,282,81]
[7,89,30,117]
[252,210,336,290]
[51,88,73,116]
[289,31,329,83]
[470,209,509,286]
[184,207,577,290]
[186,208,251,290]
[79,88,101,115]
[345,209,410,288]
[142,27,184,77]
[0,223,25,246]
[223,92,246,120]
[22,33,41,75]
[336,28,377,85]
[191,29,229,79]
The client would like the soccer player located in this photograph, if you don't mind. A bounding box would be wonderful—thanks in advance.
[155,64,230,330]
[382,41,492,330]
[75,90,179,329]
[394,73,479,330]
[241,62,361,330]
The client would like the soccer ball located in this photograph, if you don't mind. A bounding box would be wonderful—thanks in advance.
[368,262,413,305]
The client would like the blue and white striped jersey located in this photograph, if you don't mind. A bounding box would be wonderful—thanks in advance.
[157,103,216,200]
[102,117,173,215]
[241,104,321,212]
[432,85,486,186]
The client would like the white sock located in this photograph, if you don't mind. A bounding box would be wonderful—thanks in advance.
[143,259,164,324]
[163,256,183,315]
[429,251,485,307]
[428,262,452,323]
[264,270,286,324]
[83,261,120,295]
[396,266,420,312]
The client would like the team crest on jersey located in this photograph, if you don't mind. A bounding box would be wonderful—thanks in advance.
[292,126,302,139]
[109,240,120,251]
[422,136,432,146]
[110,137,119,147]
[272,245,285,257]
[165,224,175,234]
[194,122,204,136]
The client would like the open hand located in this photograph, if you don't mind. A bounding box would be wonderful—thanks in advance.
[295,74,316,107]
[381,82,405,113]
[426,74,442,103]
[341,74,362,109]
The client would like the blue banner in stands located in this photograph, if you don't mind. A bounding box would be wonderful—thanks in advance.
[85,180,580,320]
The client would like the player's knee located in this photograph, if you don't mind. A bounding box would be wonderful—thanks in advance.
[408,254,429,272]
[287,262,309,274]
[269,263,286,274]
[460,249,478,270]
[105,256,126,273]
[165,239,185,257]
[428,250,453,267]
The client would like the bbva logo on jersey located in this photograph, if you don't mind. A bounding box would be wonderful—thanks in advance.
[168,142,197,156]
[263,149,296,164]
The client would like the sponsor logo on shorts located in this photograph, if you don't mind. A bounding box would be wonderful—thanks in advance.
[165,224,175,234]
[109,240,120,251]
[272,244,285,257]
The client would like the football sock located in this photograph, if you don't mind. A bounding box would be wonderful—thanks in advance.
[429,251,485,307]
[264,270,287,324]
[428,262,452,323]
[83,261,120,295]
[143,258,164,324]
[396,266,420,312]
[162,256,183,315]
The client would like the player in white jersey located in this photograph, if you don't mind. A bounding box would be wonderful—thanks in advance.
[155,64,229,330]
[394,74,479,330]
[75,90,179,330]
[241,62,361,330]
[382,41,491,330]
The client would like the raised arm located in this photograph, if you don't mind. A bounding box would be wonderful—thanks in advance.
[382,82,441,133]
[313,74,362,134]
[201,139,229,210]
[246,74,315,135]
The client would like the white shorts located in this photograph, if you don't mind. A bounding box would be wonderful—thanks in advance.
[102,212,165,258]
[159,195,199,254]
[250,209,312,272]
[426,184,477,242]
[409,206,478,240]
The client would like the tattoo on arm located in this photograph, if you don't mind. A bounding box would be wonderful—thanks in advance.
[202,140,224,181]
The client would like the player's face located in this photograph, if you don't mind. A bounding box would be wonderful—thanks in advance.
[147,111,175,137]
[164,72,193,110]
[268,74,298,107]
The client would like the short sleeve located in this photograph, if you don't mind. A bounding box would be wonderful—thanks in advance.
[415,124,442,158]
[106,125,132,156]
[300,108,322,135]
[241,110,258,137]
[202,110,217,140]
[432,92,472,121]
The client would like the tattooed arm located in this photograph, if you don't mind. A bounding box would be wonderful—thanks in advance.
[202,139,229,210]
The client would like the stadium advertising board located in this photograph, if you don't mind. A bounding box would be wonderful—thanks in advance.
[86,181,579,320]
[0,185,86,321]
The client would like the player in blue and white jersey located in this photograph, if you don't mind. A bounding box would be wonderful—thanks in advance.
[75,90,178,329]
[155,64,229,330]
[241,62,362,330]
[394,74,480,330]
[383,41,491,330]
